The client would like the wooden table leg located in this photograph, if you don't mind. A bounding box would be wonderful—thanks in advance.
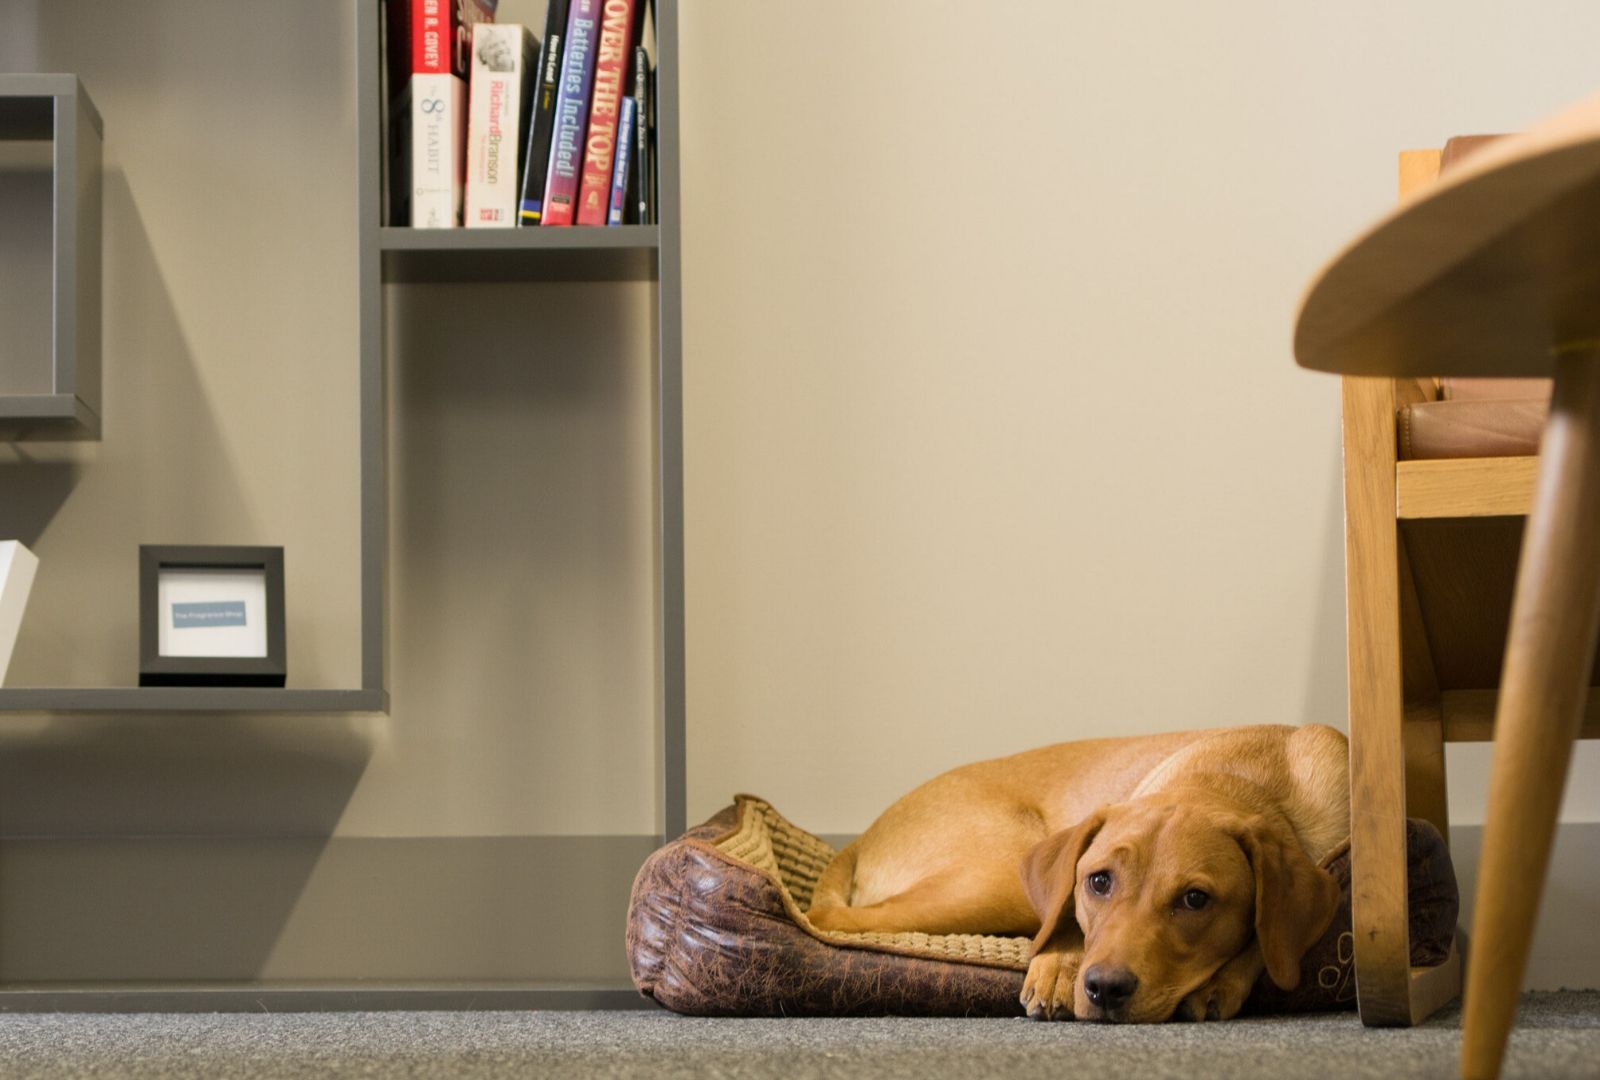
[1460,351,1600,1080]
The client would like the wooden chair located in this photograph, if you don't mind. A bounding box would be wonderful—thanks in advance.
[1306,98,1600,1078]
[1339,145,1471,1030]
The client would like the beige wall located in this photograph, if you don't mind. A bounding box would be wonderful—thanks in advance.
[3,0,1600,990]
[679,0,1600,837]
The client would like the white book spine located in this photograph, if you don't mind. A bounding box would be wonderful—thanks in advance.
[0,540,39,685]
[465,24,533,229]
[411,71,466,228]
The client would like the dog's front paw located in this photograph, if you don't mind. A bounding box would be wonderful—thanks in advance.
[1020,949,1081,1021]
[1175,957,1259,1022]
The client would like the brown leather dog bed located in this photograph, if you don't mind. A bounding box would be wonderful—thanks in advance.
[627,795,1459,1017]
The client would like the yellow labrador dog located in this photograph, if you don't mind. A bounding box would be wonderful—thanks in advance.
[806,724,1348,1022]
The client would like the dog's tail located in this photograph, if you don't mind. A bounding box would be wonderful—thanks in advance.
[807,841,859,917]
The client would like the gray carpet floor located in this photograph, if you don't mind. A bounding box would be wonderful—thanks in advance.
[0,992,1596,1079]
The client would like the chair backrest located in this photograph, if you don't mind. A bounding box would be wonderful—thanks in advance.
[1394,138,1551,425]
[1354,136,1600,730]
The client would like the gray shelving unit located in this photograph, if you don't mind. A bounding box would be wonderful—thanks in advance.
[0,3,687,835]
[0,74,102,441]
[380,223,660,282]
[357,0,687,844]
[0,2,685,1012]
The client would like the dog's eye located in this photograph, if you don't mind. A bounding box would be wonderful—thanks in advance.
[1180,889,1210,911]
[1087,871,1113,896]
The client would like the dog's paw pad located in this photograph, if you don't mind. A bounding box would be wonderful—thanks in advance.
[1178,973,1250,1022]
[1020,950,1079,1022]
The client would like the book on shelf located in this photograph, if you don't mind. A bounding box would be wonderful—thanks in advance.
[574,0,638,226]
[517,0,571,226]
[540,0,604,227]
[464,22,537,228]
[385,0,659,229]
[410,0,497,228]
[0,540,38,686]
[608,95,635,226]
[381,0,413,226]
[631,39,654,225]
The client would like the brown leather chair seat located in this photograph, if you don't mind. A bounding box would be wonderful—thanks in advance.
[1398,377,1551,460]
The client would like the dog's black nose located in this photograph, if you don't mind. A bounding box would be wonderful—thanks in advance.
[1083,965,1139,1013]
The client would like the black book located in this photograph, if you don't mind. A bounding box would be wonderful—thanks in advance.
[381,0,413,226]
[632,43,653,226]
[518,0,571,225]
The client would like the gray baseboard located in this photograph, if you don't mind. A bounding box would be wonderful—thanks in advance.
[0,984,658,1013]
[0,823,1593,1011]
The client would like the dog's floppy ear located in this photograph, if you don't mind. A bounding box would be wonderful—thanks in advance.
[1236,815,1341,990]
[1018,809,1106,954]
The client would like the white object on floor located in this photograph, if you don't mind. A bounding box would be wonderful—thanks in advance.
[0,540,39,684]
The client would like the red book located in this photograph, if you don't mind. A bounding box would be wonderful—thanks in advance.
[410,0,497,227]
[574,0,637,226]
[411,0,494,76]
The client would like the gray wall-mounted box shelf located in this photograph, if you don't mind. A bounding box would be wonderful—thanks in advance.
[0,74,102,441]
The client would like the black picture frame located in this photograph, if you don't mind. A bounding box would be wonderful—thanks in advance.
[139,545,286,687]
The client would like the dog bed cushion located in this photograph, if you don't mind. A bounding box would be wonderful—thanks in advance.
[626,795,1459,1017]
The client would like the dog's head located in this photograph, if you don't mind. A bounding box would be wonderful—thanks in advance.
[1019,792,1340,1022]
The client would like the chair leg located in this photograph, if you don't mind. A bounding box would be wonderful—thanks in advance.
[1347,690,1416,1025]
[1460,352,1600,1080]
[1347,708,1462,1027]
[1343,375,1439,1026]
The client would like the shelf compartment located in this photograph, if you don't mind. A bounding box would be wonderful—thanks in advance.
[0,687,387,714]
[0,74,102,441]
[378,225,659,284]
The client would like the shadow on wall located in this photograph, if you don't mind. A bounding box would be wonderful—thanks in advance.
[0,166,375,981]
[0,0,395,986]
[0,715,373,982]
[0,131,84,541]
[1302,445,1351,731]
[2,170,266,689]
[0,462,81,548]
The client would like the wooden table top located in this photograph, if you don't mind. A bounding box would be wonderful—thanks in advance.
[1295,93,1600,378]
